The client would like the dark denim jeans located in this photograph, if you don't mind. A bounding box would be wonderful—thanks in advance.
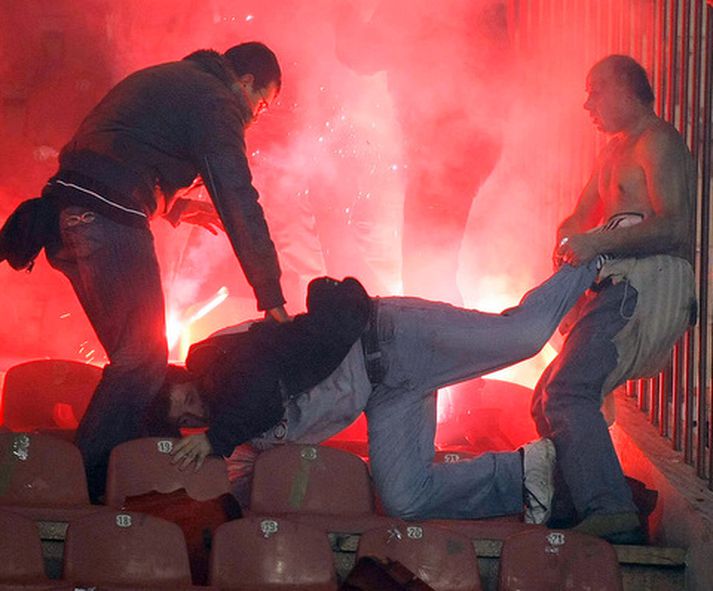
[47,207,167,500]
[531,280,639,519]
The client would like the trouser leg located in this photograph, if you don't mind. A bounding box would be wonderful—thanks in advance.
[532,281,638,517]
[47,207,167,500]
[366,385,522,519]
[366,263,597,519]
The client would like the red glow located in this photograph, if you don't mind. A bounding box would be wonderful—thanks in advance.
[0,0,649,446]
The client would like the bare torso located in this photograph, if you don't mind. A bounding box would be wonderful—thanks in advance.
[592,117,695,260]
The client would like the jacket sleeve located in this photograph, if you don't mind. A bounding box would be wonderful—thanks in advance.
[188,94,285,311]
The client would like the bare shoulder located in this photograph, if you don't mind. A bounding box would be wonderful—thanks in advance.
[636,118,690,165]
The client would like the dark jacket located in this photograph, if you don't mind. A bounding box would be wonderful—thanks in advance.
[185,277,372,456]
[47,50,284,310]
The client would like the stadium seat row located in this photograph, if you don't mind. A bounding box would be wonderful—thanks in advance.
[0,433,623,590]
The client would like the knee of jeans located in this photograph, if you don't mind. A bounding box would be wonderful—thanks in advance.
[541,372,603,427]
[509,317,553,360]
[378,477,433,520]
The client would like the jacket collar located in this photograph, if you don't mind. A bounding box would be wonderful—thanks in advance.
[183,50,252,120]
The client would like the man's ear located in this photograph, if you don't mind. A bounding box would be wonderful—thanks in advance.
[236,73,255,87]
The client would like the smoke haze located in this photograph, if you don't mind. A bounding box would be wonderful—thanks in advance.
[1,0,639,388]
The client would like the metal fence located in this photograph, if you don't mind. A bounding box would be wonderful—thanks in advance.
[510,0,713,487]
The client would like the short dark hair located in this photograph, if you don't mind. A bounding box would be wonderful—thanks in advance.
[142,364,193,438]
[595,54,654,105]
[224,42,282,92]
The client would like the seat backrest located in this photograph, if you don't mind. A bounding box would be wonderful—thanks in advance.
[499,529,624,591]
[209,515,337,591]
[1,360,101,430]
[0,432,89,506]
[434,450,478,464]
[250,444,375,515]
[63,510,192,587]
[0,509,48,583]
[357,523,482,591]
[105,437,231,507]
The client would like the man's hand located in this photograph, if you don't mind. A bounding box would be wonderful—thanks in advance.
[265,306,290,323]
[171,433,213,471]
[180,200,225,235]
[555,233,601,267]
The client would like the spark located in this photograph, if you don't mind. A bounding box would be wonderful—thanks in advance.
[188,287,229,323]
[166,287,230,355]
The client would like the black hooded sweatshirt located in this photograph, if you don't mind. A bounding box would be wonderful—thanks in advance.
[185,277,372,456]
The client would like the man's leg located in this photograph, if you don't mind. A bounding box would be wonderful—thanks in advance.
[377,262,598,395]
[366,384,523,520]
[47,207,167,500]
[532,281,639,523]
[365,262,597,520]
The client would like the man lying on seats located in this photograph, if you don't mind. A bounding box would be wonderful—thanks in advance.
[144,261,600,524]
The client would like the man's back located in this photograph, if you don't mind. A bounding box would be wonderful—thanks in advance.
[60,51,249,216]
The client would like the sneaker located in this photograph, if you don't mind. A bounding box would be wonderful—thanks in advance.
[522,438,556,525]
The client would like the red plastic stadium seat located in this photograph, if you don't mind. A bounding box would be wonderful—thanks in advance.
[357,522,482,591]
[209,515,338,590]
[499,528,624,591]
[63,510,192,588]
[105,437,231,507]
[0,432,100,522]
[250,444,395,533]
[0,509,53,588]
[1,360,101,431]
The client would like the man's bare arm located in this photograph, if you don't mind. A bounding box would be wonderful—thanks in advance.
[553,169,603,267]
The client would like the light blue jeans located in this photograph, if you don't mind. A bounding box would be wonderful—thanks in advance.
[365,262,598,520]
[47,207,167,499]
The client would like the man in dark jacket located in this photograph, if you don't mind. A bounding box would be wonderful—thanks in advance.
[147,260,601,523]
[16,42,288,500]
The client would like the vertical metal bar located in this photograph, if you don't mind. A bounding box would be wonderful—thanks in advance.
[685,0,702,471]
[656,0,668,117]
[646,0,656,80]
[683,326,696,464]
[671,0,692,450]
[673,340,683,449]
[650,376,660,425]
[639,379,650,412]
[678,0,691,141]
[701,3,713,486]
[660,363,672,437]
[666,0,679,124]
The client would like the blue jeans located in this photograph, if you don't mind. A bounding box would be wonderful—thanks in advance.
[531,280,639,518]
[365,262,598,520]
[47,207,167,499]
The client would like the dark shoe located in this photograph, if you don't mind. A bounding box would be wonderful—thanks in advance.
[573,512,646,545]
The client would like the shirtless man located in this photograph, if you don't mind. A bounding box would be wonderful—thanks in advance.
[531,55,697,543]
